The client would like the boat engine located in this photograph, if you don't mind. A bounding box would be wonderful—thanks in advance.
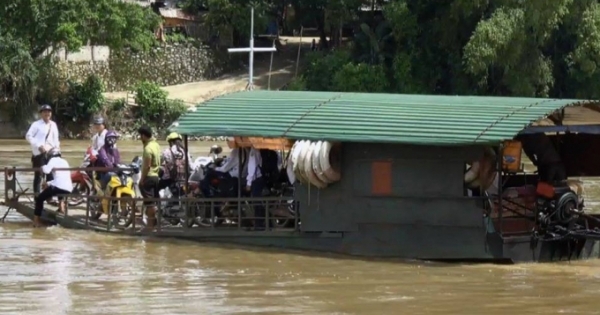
[535,181,583,233]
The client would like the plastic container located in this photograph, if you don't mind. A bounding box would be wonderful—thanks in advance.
[501,140,522,172]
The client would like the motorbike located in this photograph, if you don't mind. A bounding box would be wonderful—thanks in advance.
[90,157,141,229]
[186,156,251,227]
[69,148,97,206]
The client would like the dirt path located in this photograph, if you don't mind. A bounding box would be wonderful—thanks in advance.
[104,37,314,106]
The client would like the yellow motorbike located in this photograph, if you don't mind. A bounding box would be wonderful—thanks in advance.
[91,159,141,228]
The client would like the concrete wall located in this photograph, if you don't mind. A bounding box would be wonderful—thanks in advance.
[53,43,235,92]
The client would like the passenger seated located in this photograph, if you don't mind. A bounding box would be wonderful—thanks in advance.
[96,131,121,190]
[201,146,247,198]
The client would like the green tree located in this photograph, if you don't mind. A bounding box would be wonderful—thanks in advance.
[0,0,161,123]
[180,0,274,45]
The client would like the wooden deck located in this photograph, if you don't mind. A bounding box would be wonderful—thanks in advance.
[4,199,304,239]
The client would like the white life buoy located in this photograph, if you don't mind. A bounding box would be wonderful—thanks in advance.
[291,140,305,182]
[286,152,296,184]
[464,161,480,184]
[312,140,331,184]
[296,141,312,184]
[304,142,327,188]
[319,141,341,182]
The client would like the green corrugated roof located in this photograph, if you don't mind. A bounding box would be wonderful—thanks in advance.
[171,90,595,145]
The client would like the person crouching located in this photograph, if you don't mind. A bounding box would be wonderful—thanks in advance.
[33,149,73,227]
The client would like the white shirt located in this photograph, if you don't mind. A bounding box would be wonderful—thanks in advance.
[42,157,73,192]
[25,119,60,156]
[91,129,108,154]
[246,148,262,187]
[216,148,242,178]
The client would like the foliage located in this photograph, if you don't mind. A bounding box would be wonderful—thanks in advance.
[180,0,274,43]
[302,50,352,91]
[353,22,393,65]
[0,0,160,124]
[331,63,388,92]
[133,81,187,132]
[293,0,600,99]
[60,74,106,122]
[285,76,307,91]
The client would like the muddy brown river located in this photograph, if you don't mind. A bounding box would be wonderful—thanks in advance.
[2,140,600,314]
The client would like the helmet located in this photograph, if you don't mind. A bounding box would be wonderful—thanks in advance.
[93,117,105,125]
[105,130,118,146]
[39,104,52,112]
[209,144,222,155]
[166,132,182,142]
[46,148,61,159]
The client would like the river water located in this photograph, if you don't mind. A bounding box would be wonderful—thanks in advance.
[2,140,600,315]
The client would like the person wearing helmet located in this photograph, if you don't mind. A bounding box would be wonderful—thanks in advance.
[91,116,109,156]
[159,132,192,190]
[33,148,72,227]
[25,104,60,195]
[97,131,122,190]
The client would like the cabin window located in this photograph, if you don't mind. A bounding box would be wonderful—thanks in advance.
[371,160,392,196]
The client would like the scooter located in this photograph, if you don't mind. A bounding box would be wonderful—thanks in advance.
[90,157,141,229]
[69,149,97,206]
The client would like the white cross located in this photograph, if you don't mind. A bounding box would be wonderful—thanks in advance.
[227,7,277,90]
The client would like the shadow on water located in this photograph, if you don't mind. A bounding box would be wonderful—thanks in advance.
[2,140,600,314]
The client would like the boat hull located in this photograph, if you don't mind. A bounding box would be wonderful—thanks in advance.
[7,200,600,263]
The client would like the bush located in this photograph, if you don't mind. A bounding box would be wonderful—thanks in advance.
[60,74,106,122]
[303,50,352,91]
[285,76,307,91]
[134,80,187,132]
[331,62,389,92]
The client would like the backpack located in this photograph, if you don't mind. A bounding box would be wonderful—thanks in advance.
[168,146,186,182]
[258,149,280,188]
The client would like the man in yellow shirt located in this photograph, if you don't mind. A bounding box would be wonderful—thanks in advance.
[138,126,161,228]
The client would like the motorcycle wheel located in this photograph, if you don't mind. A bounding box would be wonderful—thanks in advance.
[190,201,219,227]
[68,183,90,206]
[90,197,103,220]
[272,203,297,228]
[111,196,135,228]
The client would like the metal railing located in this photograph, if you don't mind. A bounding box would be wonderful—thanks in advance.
[2,166,300,232]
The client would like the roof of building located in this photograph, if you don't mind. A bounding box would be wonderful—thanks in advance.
[171,90,598,146]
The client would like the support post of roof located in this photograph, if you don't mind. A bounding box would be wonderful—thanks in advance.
[227,7,277,90]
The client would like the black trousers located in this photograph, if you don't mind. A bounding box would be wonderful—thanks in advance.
[31,154,53,195]
[538,163,567,184]
[34,186,70,216]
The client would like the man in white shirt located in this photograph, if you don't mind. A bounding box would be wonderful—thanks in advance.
[90,117,108,156]
[25,104,60,195]
[246,148,266,229]
[33,149,73,227]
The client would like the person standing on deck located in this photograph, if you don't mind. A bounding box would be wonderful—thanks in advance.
[246,148,265,229]
[515,133,566,183]
[90,117,108,158]
[138,126,161,228]
[33,149,72,227]
[159,132,192,191]
[26,104,60,195]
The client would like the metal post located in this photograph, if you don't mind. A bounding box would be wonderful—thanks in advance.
[250,7,254,88]
[227,7,277,90]
[184,135,190,192]
[85,197,90,227]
